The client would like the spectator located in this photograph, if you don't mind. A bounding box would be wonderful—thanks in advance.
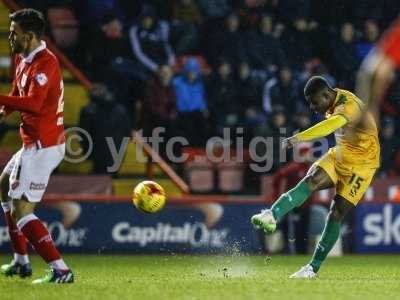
[236,61,265,144]
[263,66,302,116]
[245,14,284,70]
[206,12,245,67]
[172,58,209,146]
[353,1,383,27]
[280,17,315,69]
[277,0,309,24]
[141,65,178,161]
[293,111,312,132]
[254,106,292,173]
[171,0,202,55]
[207,60,240,134]
[87,12,131,78]
[79,83,132,174]
[129,5,176,77]
[356,20,380,61]
[237,61,262,111]
[330,23,360,89]
[142,65,177,135]
[172,0,202,23]
[197,0,231,21]
[83,0,122,24]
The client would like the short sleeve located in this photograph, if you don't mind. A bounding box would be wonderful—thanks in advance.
[379,18,400,67]
[332,98,362,124]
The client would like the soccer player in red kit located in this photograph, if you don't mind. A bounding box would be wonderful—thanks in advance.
[0,9,73,284]
[356,17,400,118]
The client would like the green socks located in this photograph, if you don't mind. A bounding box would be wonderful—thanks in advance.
[310,218,341,273]
[271,180,312,221]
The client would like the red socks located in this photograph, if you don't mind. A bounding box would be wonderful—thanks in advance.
[17,213,68,270]
[1,201,29,263]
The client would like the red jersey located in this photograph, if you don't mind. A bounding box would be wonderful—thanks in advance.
[379,18,400,67]
[0,41,65,147]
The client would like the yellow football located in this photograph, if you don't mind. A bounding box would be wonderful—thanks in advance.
[132,181,166,213]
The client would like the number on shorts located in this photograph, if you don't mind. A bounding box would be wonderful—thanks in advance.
[349,174,364,196]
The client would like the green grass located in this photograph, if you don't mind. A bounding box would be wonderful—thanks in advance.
[0,255,399,300]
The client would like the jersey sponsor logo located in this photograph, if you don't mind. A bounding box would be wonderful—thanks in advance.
[29,182,46,190]
[36,73,48,86]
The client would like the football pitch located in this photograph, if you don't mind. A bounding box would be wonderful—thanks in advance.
[0,255,399,300]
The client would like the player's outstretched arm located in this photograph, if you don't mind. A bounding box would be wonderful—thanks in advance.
[283,115,348,148]
[356,50,395,110]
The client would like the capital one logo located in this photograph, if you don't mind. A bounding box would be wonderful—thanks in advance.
[363,205,400,246]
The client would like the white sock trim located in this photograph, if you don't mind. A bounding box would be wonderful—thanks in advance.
[1,201,12,213]
[14,253,29,265]
[16,213,38,230]
[49,259,68,271]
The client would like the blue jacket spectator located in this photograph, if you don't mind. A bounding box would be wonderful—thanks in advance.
[173,58,207,113]
[172,58,209,146]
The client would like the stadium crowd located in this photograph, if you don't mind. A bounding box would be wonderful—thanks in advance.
[16,0,400,177]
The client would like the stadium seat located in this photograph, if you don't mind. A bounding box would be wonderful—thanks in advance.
[185,159,215,193]
[0,129,21,153]
[47,175,113,194]
[117,142,163,176]
[0,83,11,95]
[4,111,21,127]
[0,85,22,126]
[63,83,88,125]
[57,129,93,174]
[58,160,93,174]
[0,2,9,31]
[62,68,74,81]
[0,35,10,56]
[217,161,245,193]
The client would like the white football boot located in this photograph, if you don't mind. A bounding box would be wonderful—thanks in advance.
[250,209,277,233]
[289,265,317,279]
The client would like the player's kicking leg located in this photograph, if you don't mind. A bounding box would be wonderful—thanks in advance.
[290,195,353,278]
[13,197,74,284]
[0,171,32,278]
[251,165,334,233]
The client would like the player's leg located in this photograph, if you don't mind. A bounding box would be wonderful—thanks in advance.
[309,195,353,272]
[13,196,74,284]
[251,165,335,233]
[290,195,353,278]
[0,161,31,277]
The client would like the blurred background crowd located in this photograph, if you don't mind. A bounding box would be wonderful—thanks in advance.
[14,0,400,181]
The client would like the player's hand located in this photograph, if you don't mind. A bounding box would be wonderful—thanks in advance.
[282,136,299,149]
